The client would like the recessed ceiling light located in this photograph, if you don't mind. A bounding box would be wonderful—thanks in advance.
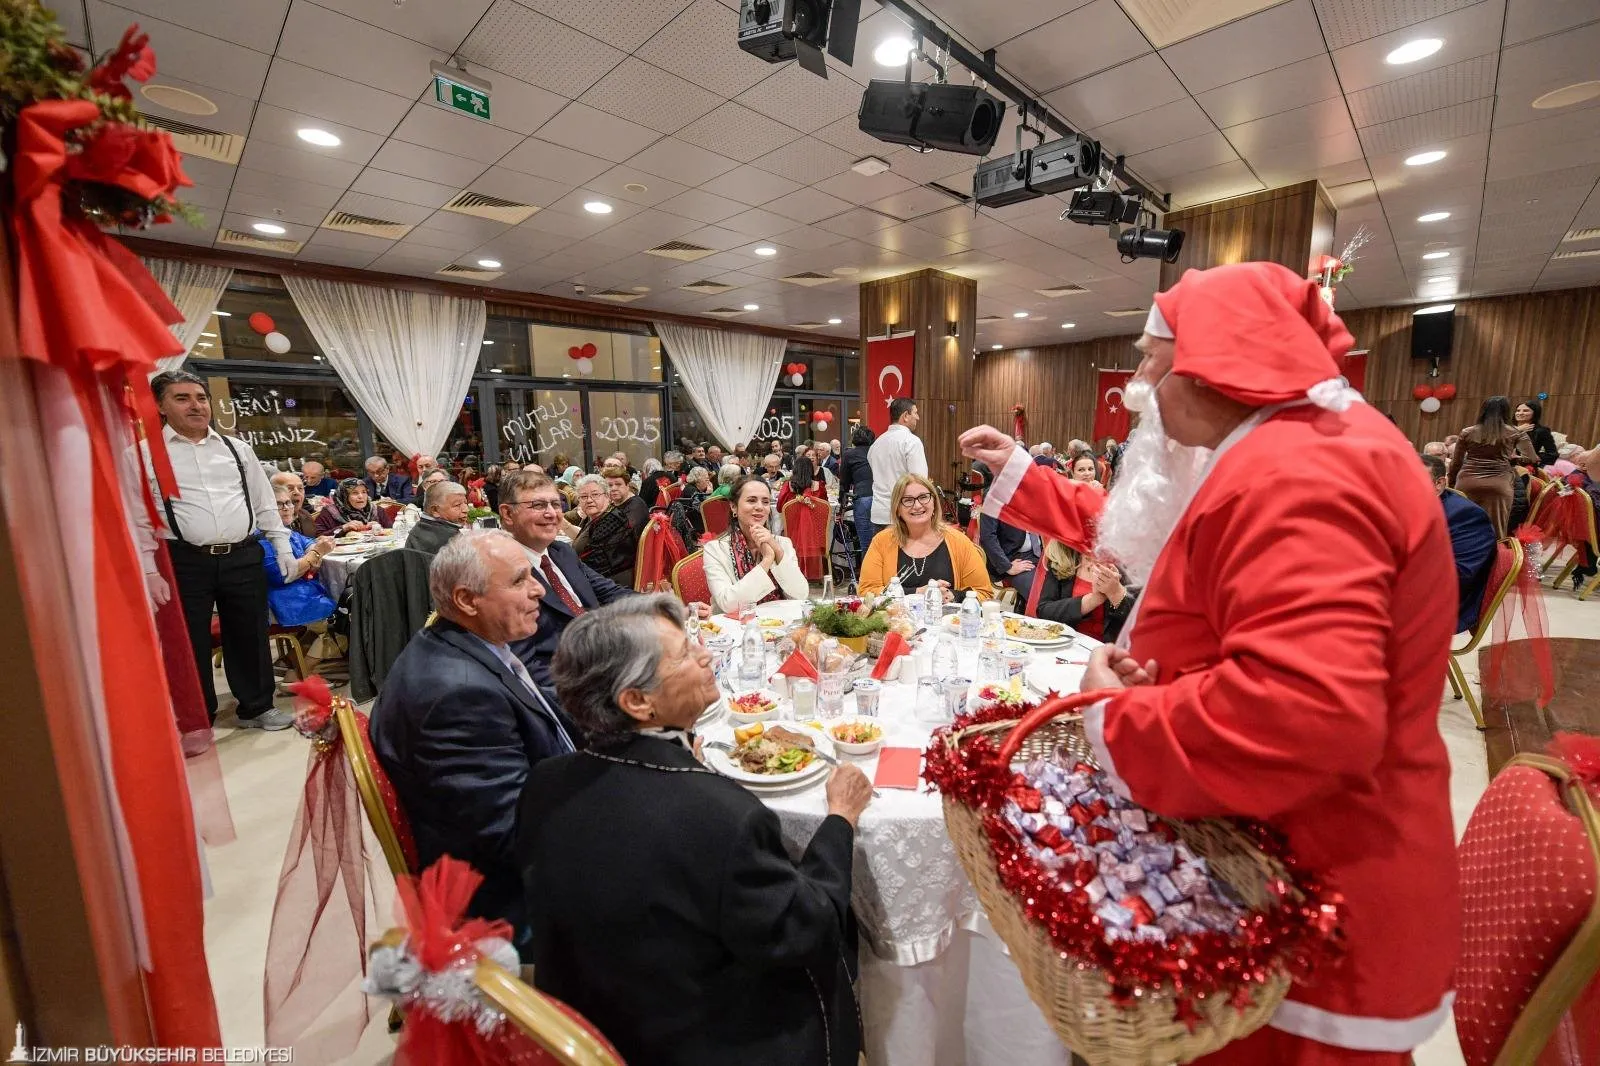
[1061,322,1075,329]
[1385,38,1443,65]
[1422,251,1450,260]
[1012,311,1029,318]
[200,331,217,338]
[489,367,503,373]
[139,83,217,115]
[213,310,232,317]
[482,339,495,345]
[753,245,777,256]
[1415,303,1456,315]
[1418,211,1451,222]
[583,200,613,214]
[297,127,341,147]
[1405,150,1447,166]
[1532,80,1600,110]
[827,317,843,325]
[477,258,502,269]
[874,36,914,67]
[1427,276,1454,284]
[252,222,287,235]
[833,265,860,275]
[990,344,1003,350]
[624,182,649,193]
[743,303,759,311]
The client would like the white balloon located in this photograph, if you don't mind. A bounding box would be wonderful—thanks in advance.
[790,373,804,387]
[576,357,594,375]
[1420,396,1441,414]
[815,420,829,433]
[264,331,292,354]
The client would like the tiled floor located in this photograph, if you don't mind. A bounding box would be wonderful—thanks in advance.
[198,591,1600,1066]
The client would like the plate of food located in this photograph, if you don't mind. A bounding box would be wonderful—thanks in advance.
[727,689,782,723]
[698,619,723,636]
[707,723,831,787]
[1000,613,1073,646]
[827,719,884,756]
[327,543,373,557]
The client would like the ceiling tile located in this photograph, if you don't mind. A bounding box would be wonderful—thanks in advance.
[1494,20,1600,125]
[110,0,290,50]
[274,0,437,98]
[1125,132,1240,181]
[1224,95,1357,153]
[675,101,803,164]
[1329,1,1507,94]
[747,137,856,184]
[735,62,864,135]
[812,114,906,162]
[698,164,804,207]
[1165,158,1266,208]
[88,1,271,99]
[239,139,362,188]
[1345,54,1498,126]
[231,168,348,211]
[300,228,397,257]
[578,57,722,135]
[813,168,918,206]
[1044,54,1189,129]
[182,182,231,211]
[310,0,494,51]
[1094,97,1216,156]
[297,243,383,268]
[773,225,852,250]
[634,0,774,98]
[499,137,615,185]
[766,186,854,225]
[1365,131,1489,190]
[459,0,625,98]
[653,188,748,224]
[225,189,327,228]
[866,186,965,221]
[331,192,436,226]
[56,0,88,47]
[1195,55,1343,129]
[369,139,490,186]
[718,206,804,238]
[1313,0,1482,48]
[1487,107,1600,177]
[581,166,687,207]
[404,223,499,252]
[817,209,901,237]
[1356,97,1493,155]
[1244,128,1368,180]
[260,59,415,136]
[940,0,1098,51]
[1160,0,1328,94]
[524,0,692,50]
[860,224,966,260]
[625,136,740,185]
[997,0,1152,94]
[467,166,574,207]
[349,168,462,209]
[392,102,526,163]
[535,102,662,163]
[1503,0,1600,44]
[137,73,259,138]
[248,103,385,165]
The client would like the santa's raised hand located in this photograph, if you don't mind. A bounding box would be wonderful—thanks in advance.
[958,424,1021,473]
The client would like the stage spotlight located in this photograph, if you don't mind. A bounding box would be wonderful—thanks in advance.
[738,0,860,78]
[973,133,1100,208]
[1066,189,1141,226]
[858,80,1006,155]
[1116,226,1184,263]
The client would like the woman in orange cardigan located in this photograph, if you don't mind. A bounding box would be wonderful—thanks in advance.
[859,474,994,600]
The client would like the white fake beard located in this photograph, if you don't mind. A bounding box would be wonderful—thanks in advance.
[1096,381,1211,587]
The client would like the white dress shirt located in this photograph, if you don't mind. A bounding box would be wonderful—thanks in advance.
[867,423,929,525]
[522,543,582,607]
[134,424,289,571]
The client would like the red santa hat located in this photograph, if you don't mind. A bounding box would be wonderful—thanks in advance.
[1150,261,1360,412]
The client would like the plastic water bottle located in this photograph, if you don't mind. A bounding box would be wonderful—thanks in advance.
[907,593,926,628]
[959,590,982,642]
[923,583,943,625]
[886,575,905,603]
[817,638,846,718]
[740,621,765,688]
[821,572,835,602]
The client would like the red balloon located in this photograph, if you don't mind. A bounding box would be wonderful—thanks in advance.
[769,407,776,414]
[581,342,598,358]
[568,346,582,359]
[1411,384,1434,400]
[248,312,275,335]
[1435,383,1457,401]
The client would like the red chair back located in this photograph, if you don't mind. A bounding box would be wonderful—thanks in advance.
[634,512,688,592]
[781,495,831,581]
[1455,753,1600,1066]
[700,496,732,536]
[670,550,710,605]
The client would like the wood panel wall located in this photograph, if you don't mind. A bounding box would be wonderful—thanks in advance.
[1159,181,1336,291]
[971,334,1142,447]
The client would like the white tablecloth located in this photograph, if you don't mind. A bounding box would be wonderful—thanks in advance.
[317,530,408,600]
[706,601,1094,1066]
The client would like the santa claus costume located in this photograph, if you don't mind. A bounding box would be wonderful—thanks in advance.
[979,262,1459,1064]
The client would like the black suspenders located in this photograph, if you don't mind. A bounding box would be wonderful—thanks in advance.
[161,434,254,547]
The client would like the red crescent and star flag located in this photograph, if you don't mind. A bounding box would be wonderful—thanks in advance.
[1093,368,1134,442]
[866,336,915,435]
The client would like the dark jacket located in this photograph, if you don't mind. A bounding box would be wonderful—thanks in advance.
[1524,424,1558,467]
[403,514,462,557]
[372,617,579,942]
[348,548,434,702]
[1443,491,1497,633]
[364,472,414,505]
[573,504,639,587]
[510,541,631,700]
[518,733,860,1066]
[303,476,339,498]
[839,446,872,505]
[1030,569,1136,643]
[977,513,1036,579]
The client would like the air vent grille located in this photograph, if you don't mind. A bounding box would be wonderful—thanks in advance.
[442,190,538,225]
[436,263,505,281]
[781,271,834,287]
[1036,284,1089,297]
[681,279,734,293]
[140,114,244,164]
[646,240,715,262]
[1551,247,1600,260]
[926,181,971,204]
[791,321,827,329]
[975,314,1004,322]
[1562,227,1600,243]
[323,210,413,240]
[703,306,751,317]
[217,228,301,253]
[1104,307,1148,317]
[591,288,645,302]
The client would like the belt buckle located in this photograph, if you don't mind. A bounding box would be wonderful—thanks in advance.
[208,542,232,555]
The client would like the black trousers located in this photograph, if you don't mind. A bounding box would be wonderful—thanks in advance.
[170,538,274,721]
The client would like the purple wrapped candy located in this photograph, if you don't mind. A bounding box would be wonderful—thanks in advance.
[1098,850,1120,873]
[1065,772,1091,796]
[1114,862,1146,886]
[1083,875,1109,905]
[1138,842,1177,873]
[1157,912,1187,938]
[1172,863,1210,898]
[1133,924,1167,943]
[1095,899,1135,930]
[1166,900,1195,922]
[1139,884,1168,917]
[1042,797,1066,817]
[1152,873,1183,904]
[1101,873,1126,900]
[1194,896,1242,932]
[1119,809,1149,832]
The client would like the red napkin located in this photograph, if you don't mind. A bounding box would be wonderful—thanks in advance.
[874,747,923,790]
[871,630,912,680]
[774,648,819,681]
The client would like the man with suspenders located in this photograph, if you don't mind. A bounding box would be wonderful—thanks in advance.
[138,370,296,730]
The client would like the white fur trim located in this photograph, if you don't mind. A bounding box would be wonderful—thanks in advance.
[1143,303,1173,339]
[1306,377,1363,412]
[982,446,1034,519]
[1269,992,1454,1052]
[1081,699,1132,800]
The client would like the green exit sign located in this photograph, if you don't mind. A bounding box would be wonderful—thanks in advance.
[435,76,490,121]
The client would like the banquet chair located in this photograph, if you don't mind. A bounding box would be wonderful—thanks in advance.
[634,512,687,593]
[1447,537,1524,729]
[670,550,710,605]
[211,615,312,682]
[699,495,731,537]
[472,955,624,1066]
[1454,750,1600,1066]
[661,481,684,506]
[334,694,417,880]
[1526,482,1597,586]
[780,494,832,581]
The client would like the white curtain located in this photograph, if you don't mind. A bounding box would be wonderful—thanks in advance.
[142,257,233,371]
[284,276,485,458]
[653,321,785,448]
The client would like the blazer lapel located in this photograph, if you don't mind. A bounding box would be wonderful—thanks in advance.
[548,544,597,608]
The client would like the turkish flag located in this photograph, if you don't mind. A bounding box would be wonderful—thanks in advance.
[1093,369,1134,442]
[866,336,915,435]
[1343,350,1368,394]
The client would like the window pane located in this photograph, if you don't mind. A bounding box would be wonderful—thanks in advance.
[588,392,665,471]
[670,372,717,451]
[812,357,840,391]
[496,389,585,471]
[204,376,362,476]
[442,390,486,474]
[531,325,661,382]
[841,356,859,393]
[479,317,531,375]
[210,277,325,364]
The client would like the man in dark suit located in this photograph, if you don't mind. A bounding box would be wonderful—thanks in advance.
[369,528,578,942]
[363,454,414,505]
[497,471,633,699]
[978,512,1041,599]
[1423,454,1497,633]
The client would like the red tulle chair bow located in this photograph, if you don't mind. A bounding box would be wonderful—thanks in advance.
[1482,528,1557,713]
[781,492,830,581]
[634,512,687,592]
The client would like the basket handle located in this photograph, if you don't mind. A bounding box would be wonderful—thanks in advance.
[993,688,1124,766]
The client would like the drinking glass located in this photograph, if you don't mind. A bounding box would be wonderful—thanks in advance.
[853,678,882,717]
[914,676,947,724]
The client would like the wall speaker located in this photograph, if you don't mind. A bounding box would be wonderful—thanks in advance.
[1410,308,1455,360]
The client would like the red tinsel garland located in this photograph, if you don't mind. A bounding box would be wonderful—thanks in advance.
[923,703,1344,1021]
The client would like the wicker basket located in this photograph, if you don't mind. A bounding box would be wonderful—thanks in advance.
[940,692,1296,1066]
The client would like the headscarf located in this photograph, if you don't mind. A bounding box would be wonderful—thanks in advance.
[333,477,375,524]
[557,465,583,485]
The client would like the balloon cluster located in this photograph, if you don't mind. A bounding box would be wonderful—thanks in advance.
[567,342,598,376]
[784,361,807,387]
[1411,382,1457,415]
[248,311,292,355]
[810,408,832,434]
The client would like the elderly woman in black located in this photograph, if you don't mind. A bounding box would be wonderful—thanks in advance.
[517,595,871,1066]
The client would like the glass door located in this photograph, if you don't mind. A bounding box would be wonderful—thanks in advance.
[494,387,586,471]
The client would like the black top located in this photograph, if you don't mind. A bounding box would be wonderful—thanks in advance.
[1030,570,1137,643]
[897,541,954,591]
[1523,424,1558,467]
[839,445,872,503]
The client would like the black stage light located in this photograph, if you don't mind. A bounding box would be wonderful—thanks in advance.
[738,0,859,77]
[858,80,1006,155]
[858,80,925,148]
[973,150,1036,207]
[1116,226,1184,263]
[1067,189,1142,226]
[1027,134,1100,196]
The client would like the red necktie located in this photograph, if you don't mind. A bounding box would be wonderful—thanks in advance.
[540,554,585,616]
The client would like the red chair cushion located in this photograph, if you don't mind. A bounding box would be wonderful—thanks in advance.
[673,551,710,606]
[701,497,731,536]
[1456,764,1598,1065]
[782,495,830,581]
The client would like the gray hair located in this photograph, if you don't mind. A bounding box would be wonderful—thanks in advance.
[150,369,206,403]
[687,465,711,487]
[642,457,663,476]
[364,455,386,472]
[552,594,689,739]
[270,470,302,488]
[428,528,515,616]
[424,479,467,513]
[717,463,742,486]
[664,450,684,466]
[575,473,608,494]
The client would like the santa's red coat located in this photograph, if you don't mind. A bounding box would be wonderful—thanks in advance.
[985,402,1459,1061]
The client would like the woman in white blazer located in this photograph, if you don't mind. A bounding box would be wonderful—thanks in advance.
[702,475,810,613]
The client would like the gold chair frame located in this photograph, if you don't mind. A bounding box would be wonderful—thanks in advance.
[1446,537,1523,730]
[669,549,705,603]
[779,495,833,582]
[472,958,623,1066]
[332,694,413,880]
[699,496,731,537]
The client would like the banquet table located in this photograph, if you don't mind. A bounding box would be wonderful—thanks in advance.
[701,599,1095,1066]
[316,529,408,600]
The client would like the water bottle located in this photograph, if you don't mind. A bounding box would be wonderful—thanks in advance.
[821,572,834,602]
[739,621,765,688]
[886,575,905,603]
[923,583,943,625]
[959,589,982,642]
[930,633,957,680]
[907,593,926,628]
[817,638,846,718]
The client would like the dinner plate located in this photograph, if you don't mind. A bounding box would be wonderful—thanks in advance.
[327,545,372,557]
[703,730,833,788]
[941,611,1075,646]
[1024,660,1089,698]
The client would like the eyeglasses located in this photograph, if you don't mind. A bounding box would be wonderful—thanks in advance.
[507,498,564,512]
[900,492,934,508]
